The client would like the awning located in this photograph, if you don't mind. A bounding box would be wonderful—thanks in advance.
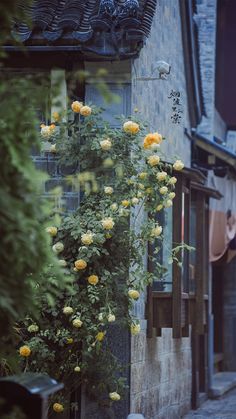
[192,131,236,170]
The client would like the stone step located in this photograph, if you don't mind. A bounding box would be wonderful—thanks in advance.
[209,372,236,398]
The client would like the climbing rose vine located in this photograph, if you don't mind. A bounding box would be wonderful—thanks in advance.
[17,103,184,413]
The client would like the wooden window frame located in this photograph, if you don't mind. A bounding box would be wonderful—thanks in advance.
[147,168,220,339]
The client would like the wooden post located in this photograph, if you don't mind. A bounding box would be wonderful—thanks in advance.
[147,284,154,338]
[196,192,205,334]
[172,174,183,338]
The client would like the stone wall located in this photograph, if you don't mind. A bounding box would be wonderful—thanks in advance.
[130,1,192,418]
[130,328,192,419]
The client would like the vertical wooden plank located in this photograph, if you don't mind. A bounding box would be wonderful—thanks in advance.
[182,181,191,337]
[196,192,205,334]
[204,199,210,394]
[191,320,200,409]
[204,199,210,296]
[172,174,183,338]
[147,242,154,338]
[147,285,154,338]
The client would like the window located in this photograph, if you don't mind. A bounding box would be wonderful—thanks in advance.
[146,168,218,338]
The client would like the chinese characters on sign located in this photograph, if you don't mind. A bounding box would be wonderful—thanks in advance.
[168,90,183,124]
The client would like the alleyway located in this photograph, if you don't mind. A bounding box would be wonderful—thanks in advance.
[183,388,236,418]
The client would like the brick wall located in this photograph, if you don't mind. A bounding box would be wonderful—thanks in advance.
[132,0,191,165]
[214,109,227,142]
[130,1,192,418]
[195,0,217,140]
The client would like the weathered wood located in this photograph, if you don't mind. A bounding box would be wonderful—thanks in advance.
[146,285,153,338]
[152,294,172,328]
[196,191,205,334]
[172,174,183,338]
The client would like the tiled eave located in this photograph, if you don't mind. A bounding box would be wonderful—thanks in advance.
[8,0,157,60]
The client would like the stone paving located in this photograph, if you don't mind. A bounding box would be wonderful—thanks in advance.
[183,388,236,418]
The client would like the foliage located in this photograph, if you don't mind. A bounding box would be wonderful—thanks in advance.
[16,105,185,413]
[0,71,75,341]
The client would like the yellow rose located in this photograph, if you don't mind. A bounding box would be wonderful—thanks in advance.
[131,323,141,335]
[169,192,176,199]
[121,200,130,207]
[164,199,173,208]
[27,324,39,333]
[66,338,73,344]
[128,289,140,300]
[72,318,83,328]
[104,186,114,195]
[132,197,139,205]
[139,172,148,180]
[159,186,168,195]
[19,345,31,357]
[123,120,139,134]
[41,125,52,138]
[74,366,81,373]
[49,124,56,132]
[88,274,99,285]
[147,155,160,167]
[151,225,163,237]
[80,105,92,116]
[169,176,177,185]
[173,160,184,171]
[143,132,162,149]
[74,259,87,270]
[110,203,118,211]
[96,331,105,341]
[50,144,57,153]
[109,392,121,401]
[71,101,83,113]
[52,111,60,122]
[107,313,116,322]
[59,259,67,267]
[98,313,104,321]
[156,171,167,181]
[103,157,114,168]
[46,226,58,237]
[81,232,93,246]
[145,187,153,195]
[63,306,73,315]
[101,217,114,230]
[138,183,145,190]
[156,204,163,211]
[52,242,64,254]
[53,403,64,413]
[100,139,112,151]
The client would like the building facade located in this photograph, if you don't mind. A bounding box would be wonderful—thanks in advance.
[6,1,236,418]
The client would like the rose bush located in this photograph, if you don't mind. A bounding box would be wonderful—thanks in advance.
[16,104,185,414]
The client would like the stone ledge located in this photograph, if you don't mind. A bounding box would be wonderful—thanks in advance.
[209,372,236,398]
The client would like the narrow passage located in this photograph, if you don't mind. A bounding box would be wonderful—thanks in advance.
[183,388,236,418]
